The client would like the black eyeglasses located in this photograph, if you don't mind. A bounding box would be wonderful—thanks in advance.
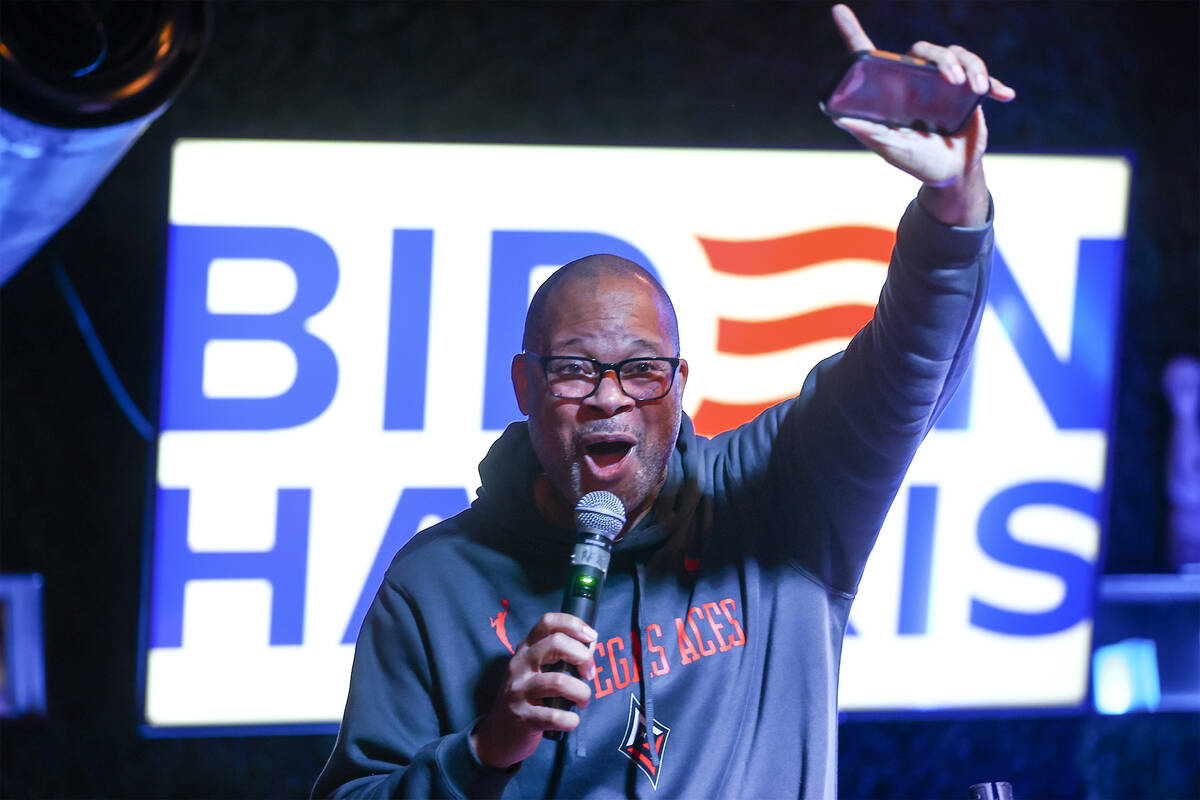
[526,353,682,401]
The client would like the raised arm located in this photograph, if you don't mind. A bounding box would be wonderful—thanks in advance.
[712,6,1008,595]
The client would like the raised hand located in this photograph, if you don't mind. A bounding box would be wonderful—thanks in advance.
[470,612,598,769]
[829,4,1015,225]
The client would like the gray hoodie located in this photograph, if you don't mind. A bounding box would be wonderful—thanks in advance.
[314,197,993,798]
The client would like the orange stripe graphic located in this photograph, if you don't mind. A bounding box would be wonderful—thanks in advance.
[697,226,894,275]
[717,303,875,355]
[693,398,784,438]
[692,224,895,437]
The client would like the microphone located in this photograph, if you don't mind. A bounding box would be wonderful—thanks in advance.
[544,490,625,741]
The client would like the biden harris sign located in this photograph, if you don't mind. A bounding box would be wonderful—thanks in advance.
[141,141,1128,730]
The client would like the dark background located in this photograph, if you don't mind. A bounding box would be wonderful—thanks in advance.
[2,1,1197,797]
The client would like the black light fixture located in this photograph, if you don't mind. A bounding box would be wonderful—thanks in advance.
[0,0,210,284]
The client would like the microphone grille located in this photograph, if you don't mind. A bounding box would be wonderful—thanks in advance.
[574,491,626,539]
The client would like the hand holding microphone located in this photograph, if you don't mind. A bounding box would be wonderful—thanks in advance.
[470,492,626,768]
[543,491,625,740]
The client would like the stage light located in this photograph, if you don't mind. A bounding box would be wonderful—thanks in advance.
[1093,638,1161,714]
[0,0,209,284]
[0,574,45,719]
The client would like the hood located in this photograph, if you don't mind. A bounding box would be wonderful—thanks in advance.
[472,413,711,564]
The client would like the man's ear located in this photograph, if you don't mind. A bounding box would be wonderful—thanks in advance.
[512,354,532,415]
[676,358,689,397]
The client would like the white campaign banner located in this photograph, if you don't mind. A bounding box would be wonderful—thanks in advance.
[143,141,1128,728]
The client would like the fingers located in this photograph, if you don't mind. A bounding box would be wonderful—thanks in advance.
[908,41,1015,101]
[530,667,595,709]
[837,4,1016,102]
[473,614,601,767]
[949,44,990,94]
[987,75,1017,103]
[492,623,598,729]
[524,632,598,680]
[909,41,966,86]
[831,116,917,171]
[831,4,874,52]
[489,667,586,736]
[507,621,597,727]
[832,115,903,143]
[522,612,598,654]
[507,701,581,734]
[516,612,598,685]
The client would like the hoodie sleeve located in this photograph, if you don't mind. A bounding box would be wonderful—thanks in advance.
[714,197,993,596]
[312,576,516,799]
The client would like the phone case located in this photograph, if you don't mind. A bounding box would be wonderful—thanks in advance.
[820,49,983,135]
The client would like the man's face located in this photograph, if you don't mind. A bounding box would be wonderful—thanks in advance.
[512,273,688,525]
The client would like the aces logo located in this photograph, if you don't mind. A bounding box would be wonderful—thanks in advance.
[619,694,671,789]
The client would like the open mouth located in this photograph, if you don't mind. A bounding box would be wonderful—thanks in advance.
[581,434,636,474]
[586,440,633,467]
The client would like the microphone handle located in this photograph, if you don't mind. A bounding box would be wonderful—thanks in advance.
[543,536,610,741]
[559,564,603,624]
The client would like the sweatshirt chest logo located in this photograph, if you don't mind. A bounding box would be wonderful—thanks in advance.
[619,693,670,790]
[590,595,747,702]
[490,598,514,654]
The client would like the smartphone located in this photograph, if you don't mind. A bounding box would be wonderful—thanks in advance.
[820,50,984,135]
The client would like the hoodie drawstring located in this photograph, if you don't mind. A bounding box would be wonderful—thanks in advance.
[572,558,657,767]
[633,558,658,772]
[574,720,588,758]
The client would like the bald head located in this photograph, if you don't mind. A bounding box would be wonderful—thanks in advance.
[522,254,680,355]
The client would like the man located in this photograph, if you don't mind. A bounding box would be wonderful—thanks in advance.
[315,5,1014,797]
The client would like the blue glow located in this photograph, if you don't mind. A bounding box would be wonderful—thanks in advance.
[1093,639,1161,714]
[0,574,46,717]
